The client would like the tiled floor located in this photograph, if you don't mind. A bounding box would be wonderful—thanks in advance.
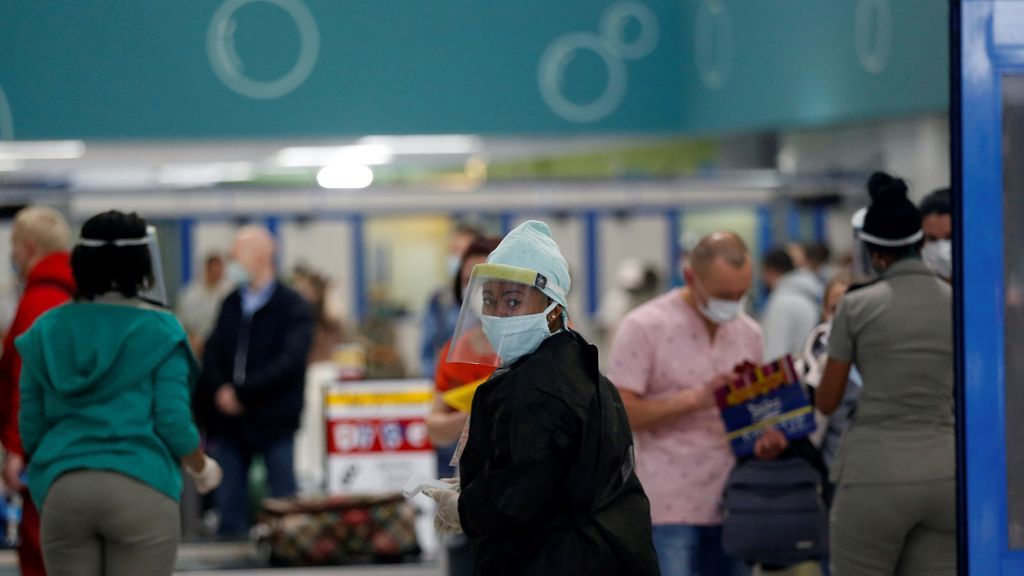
[178,568,439,576]
[0,544,442,576]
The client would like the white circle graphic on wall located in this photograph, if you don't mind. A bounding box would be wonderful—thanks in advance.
[695,0,733,91]
[538,32,628,124]
[538,2,660,124]
[601,1,660,61]
[855,0,892,74]
[0,85,12,140]
[207,0,320,100]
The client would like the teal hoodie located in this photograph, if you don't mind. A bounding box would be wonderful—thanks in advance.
[15,298,201,507]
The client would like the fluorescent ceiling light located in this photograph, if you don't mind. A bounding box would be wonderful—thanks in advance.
[157,162,254,188]
[358,135,481,155]
[317,164,374,189]
[0,140,85,160]
[71,168,153,191]
[276,145,392,167]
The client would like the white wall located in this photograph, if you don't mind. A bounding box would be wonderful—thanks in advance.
[280,219,355,319]
[191,221,237,278]
[826,205,860,262]
[360,215,461,378]
[778,113,950,202]
[364,215,451,315]
[598,214,670,296]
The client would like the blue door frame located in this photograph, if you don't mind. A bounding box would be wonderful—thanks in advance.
[957,2,1024,573]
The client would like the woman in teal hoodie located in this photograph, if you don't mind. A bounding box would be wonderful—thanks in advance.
[16,211,223,576]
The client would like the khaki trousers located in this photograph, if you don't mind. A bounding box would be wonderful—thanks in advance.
[41,470,180,576]
[829,478,957,576]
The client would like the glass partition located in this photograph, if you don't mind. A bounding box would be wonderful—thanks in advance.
[1003,75,1024,548]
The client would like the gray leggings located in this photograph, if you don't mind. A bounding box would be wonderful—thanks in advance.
[41,470,180,576]
[829,478,957,576]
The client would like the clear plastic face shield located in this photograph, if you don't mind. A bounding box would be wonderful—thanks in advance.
[850,207,924,279]
[849,208,874,280]
[78,225,168,306]
[447,263,559,368]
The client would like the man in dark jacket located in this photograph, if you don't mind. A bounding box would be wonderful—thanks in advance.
[431,221,660,576]
[0,206,75,576]
[199,226,313,536]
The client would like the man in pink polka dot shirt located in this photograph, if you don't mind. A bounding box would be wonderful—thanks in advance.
[608,232,764,576]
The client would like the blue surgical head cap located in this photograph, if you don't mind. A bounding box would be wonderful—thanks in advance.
[487,220,571,309]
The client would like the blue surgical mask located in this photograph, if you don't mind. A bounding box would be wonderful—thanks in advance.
[227,261,250,288]
[10,257,22,282]
[447,255,462,277]
[479,301,559,366]
[10,257,25,295]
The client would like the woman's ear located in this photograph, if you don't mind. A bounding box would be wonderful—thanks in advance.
[547,304,565,332]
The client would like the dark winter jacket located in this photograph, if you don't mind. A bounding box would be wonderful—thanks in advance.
[458,330,660,576]
[198,282,313,446]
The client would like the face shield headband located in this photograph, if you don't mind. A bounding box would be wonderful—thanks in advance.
[446,263,565,368]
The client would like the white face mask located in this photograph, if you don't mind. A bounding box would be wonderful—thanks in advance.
[921,239,953,279]
[694,278,745,325]
[479,301,558,366]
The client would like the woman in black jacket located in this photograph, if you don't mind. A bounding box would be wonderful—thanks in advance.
[426,220,660,576]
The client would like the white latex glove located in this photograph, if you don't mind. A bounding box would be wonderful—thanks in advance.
[186,454,223,495]
[424,487,462,535]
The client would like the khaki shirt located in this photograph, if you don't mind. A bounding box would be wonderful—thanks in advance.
[828,258,955,484]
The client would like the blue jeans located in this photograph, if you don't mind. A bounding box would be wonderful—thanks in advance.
[213,434,297,536]
[652,524,750,576]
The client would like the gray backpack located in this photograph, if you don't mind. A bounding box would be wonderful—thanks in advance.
[721,457,828,565]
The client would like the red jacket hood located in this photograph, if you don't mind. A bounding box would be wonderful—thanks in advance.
[26,252,76,294]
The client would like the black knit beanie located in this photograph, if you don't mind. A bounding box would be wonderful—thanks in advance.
[859,172,922,247]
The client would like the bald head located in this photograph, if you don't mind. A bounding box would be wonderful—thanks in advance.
[684,232,753,307]
[688,232,750,274]
[231,226,277,288]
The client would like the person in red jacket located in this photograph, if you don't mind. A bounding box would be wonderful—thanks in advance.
[0,206,74,576]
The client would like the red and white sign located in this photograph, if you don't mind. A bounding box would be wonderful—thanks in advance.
[323,380,436,493]
[323,379,439,556]
[327,418,431,454]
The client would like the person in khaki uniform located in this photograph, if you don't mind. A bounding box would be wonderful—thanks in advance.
[817,173,956,576]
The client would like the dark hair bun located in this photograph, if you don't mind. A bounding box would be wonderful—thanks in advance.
[867,171,909,204]
[80,211,147,243]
